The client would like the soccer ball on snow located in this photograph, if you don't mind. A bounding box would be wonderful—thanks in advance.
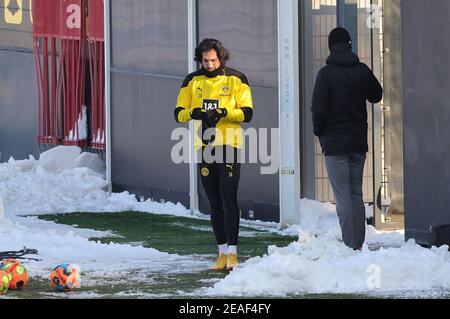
[0,259,29,290]
[50,264,80,292]
[0,270,9,294]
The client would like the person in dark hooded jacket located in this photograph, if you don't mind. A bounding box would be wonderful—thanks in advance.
[311,27,383,250]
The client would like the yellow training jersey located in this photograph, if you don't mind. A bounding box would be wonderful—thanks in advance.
[175,66,253,149]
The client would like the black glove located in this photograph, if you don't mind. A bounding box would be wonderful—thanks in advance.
[190,108,207,121]
[206,108,227,126]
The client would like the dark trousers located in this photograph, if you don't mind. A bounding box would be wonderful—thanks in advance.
[325,153,366,249]
[200,146,241,246]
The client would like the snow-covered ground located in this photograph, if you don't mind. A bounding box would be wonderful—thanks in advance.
[0,146,449,298]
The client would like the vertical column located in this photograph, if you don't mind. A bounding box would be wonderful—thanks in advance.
[278,0,301,227]
[337,0,346,27]
[371,0,383,228]
[188,0,198,213]
[337,0,358,54]
[301,0,316,200]
[104,0,112,192]
[374,0,404,230]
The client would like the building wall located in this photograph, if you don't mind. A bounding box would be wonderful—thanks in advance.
[0,1,38,161]
[402,0,450,245]
[111,72,190,206]
[110,0,190,206]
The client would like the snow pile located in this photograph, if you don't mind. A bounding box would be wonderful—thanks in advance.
[281,199,377,236]
[281,199,341,237]
[207,232,450,297]
[0,146,192,218]
[38,146,104,175]
[39,147,84,172]
[0,155,107,216]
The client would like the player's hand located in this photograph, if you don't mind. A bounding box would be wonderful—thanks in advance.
[190,108,207,120]
[206,108,227,126]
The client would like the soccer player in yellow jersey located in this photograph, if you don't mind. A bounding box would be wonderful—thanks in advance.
[174,39,253,270]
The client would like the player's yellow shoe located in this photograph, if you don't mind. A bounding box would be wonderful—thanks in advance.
[226,253,239,270]
[210,254,227,270]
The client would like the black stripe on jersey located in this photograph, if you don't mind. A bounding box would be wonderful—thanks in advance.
[181,70,203,88]
[174,107,185,123]
[181,67,250,87]
[241,107,253,123]
[224,67,250,86]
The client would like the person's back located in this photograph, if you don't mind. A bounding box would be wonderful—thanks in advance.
[312,31,382,156]
[311,27,382,250]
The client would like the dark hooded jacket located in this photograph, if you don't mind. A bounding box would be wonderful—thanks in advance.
[311,42,383,156]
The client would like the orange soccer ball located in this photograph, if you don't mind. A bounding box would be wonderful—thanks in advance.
[0,259,29,290]
[50,264,80,292]
[0,270,9,294]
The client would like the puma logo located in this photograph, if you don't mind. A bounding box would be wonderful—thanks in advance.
[226,164,234,171]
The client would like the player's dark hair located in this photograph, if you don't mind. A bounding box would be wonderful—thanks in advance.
[194,38,230,64]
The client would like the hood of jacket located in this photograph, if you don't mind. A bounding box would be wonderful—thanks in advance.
[326,42,360,67]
